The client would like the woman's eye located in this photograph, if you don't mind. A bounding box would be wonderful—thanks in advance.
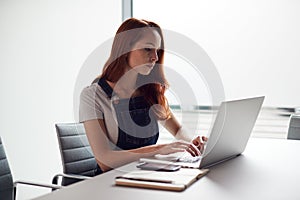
[144,48,152,52]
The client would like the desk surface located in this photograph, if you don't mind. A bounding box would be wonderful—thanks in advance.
[35,138,300,200]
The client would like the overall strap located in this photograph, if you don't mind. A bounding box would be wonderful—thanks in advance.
[97,78,113,99]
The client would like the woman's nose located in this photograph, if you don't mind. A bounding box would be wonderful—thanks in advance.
[150,50,158,62]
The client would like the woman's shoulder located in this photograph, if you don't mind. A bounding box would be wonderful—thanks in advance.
[80,82,109,101]
[81,83,98,96]
[81,77,102,94]
[82,82,98,91]
[80,82,102,99]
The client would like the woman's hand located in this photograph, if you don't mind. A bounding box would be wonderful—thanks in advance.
[156,140,201,157]
[192,136,208,153]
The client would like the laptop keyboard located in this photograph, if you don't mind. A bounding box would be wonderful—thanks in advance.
[177,155,202,163]
[154,152,202,163]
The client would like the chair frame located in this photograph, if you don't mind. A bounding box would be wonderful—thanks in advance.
[52,123,97,189]
[0,136,62,200]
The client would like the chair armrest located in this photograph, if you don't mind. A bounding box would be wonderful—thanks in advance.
[51,173,92,190]
[14,180,63,190]
[13,180,63,199]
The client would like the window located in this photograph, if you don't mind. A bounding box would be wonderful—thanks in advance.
[133,0,300,107]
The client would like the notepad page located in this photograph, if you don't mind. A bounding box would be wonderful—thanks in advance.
[120,168,207,185]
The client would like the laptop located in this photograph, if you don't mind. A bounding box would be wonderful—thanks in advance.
[140,96,265,169]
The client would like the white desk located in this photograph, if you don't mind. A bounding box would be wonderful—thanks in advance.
[35,138,300,200]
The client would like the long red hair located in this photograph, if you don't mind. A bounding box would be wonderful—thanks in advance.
[100,18,170,120]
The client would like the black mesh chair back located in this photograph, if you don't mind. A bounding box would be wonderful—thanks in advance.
[55,123,98,186]
[0,136,14,200]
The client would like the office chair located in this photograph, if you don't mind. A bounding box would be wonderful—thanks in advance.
[287,114,300,140]
[52,123,97,187]
[0,136,62,200]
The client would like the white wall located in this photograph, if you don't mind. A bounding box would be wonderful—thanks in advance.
[0,0,121,199]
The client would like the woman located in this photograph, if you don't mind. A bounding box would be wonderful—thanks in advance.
[79,18,207,174]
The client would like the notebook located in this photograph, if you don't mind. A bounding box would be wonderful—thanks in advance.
[140,96,265,169]
[115,168,209,191]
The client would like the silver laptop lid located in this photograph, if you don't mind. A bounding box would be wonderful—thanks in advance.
[199,96,265,168]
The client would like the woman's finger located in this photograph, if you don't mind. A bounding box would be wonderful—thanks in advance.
[201,136,208,143]
[188,143,201,156]
[192,136,201,147]
[178,140,201,156]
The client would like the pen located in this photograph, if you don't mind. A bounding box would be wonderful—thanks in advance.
[115,176,173,184]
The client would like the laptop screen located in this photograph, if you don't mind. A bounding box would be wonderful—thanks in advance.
[200,96,264,168]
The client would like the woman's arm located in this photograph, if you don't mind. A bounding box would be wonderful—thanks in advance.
[84,119,198,172]
[162,112,207,153]
[162,112,193,141]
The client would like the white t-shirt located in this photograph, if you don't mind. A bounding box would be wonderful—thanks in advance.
[79,83,119,144]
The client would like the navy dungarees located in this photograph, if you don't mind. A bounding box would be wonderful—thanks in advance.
[95,78,159,175]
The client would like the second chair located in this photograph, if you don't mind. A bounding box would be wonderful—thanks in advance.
[52,123,98,186]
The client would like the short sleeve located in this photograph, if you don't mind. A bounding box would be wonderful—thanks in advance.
[79,85,104,122]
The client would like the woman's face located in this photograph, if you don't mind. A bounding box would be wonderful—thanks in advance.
[127,29,161,75]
